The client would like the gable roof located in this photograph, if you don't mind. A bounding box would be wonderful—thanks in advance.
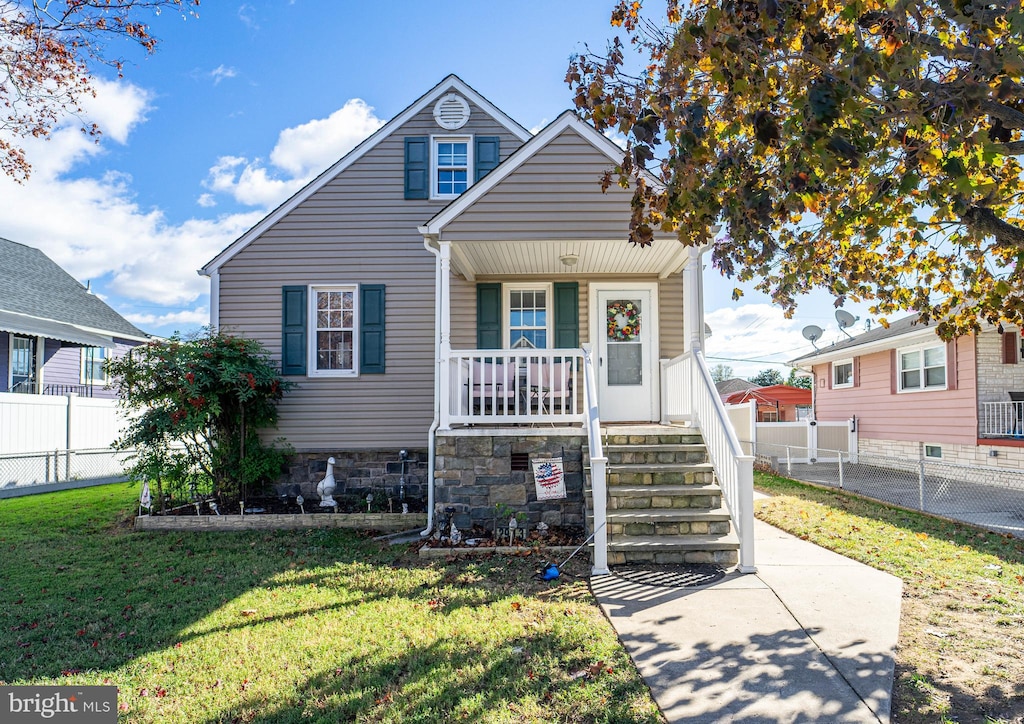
[716,377,757,397]
[419,110,661,237]
[789,313,940,366]
[0,237,148,344]
[724,384,812,406]
[200,75,532,275]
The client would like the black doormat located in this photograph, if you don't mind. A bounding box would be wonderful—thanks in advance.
[610,563,727,589]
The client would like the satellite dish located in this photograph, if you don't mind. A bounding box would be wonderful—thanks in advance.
[802,324,824,350]
[704,323,712,339]
[835,309,859,339]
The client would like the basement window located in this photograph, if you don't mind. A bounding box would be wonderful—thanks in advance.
[511,452,530,472]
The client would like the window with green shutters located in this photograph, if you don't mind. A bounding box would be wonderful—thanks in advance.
[476,282,579,350]
[405,135,501,200]
[281,284,385,376]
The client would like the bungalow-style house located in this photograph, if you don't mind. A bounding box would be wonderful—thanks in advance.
[791,313,1024,468]
[722,384,812,422]
[0,237,149,398]
[200,76,755,572]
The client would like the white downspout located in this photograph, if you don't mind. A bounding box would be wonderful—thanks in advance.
[209,269,220,330]
[420,235,444,537]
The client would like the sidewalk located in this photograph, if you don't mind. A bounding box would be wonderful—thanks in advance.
[592,514,902,723]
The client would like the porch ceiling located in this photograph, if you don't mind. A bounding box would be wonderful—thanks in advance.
[449,237,689,281]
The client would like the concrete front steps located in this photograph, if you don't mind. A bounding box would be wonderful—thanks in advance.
[588,426,739,567]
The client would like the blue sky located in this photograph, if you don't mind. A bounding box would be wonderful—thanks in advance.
[1,0,874,378]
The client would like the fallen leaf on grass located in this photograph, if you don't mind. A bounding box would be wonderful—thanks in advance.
[240,609,258,617]
[511,601,522,611]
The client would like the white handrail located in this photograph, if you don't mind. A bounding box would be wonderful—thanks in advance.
[663,349,756,573]
[581,344,609,575]
[980,401,1024,438]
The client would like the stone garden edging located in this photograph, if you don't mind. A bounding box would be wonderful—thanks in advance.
[135,512,426,532]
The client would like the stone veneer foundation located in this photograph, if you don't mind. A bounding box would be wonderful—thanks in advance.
[278,448,429,507]
[859,436,1024,470]
[432,430,587,531]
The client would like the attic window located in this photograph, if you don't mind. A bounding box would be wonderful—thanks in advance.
[433,93,470,130]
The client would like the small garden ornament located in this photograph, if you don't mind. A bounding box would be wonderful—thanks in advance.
[317,457,337,508]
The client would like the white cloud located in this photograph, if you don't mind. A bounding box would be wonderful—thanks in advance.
[210,65,238,84]
[237,4,258,30]
[204,98,385,208]
[196,193,216,208]
[124,307,210,329]
[604,128,628,150]
[704,303,819,379]
[0,79,264,307]
[529,119,549,135]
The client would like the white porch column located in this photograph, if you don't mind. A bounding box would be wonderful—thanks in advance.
[682,246,704,354]
[438,241,453,430]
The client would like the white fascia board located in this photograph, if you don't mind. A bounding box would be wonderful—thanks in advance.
[420,111,664,236]
[792,327,940,368]
[200,75,532,276]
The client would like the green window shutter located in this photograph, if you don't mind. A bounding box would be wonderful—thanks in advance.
[360,284,386,374]
[281,286,307,376]
[474,136,501,182]
[553,282,580,349]
[405,137,429,199]
[476,283,502,349]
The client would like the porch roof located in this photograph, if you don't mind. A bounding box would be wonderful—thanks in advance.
[420,112,687,279]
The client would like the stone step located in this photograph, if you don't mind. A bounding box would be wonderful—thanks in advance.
[603,429,705,445]
[608,507,732,523]
[599,507,733,538]
[606,533,740,566]
[599,484,724,510]
[605,446,708,465]
[607,464,716,486]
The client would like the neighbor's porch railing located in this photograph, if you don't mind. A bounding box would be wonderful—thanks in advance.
[980,401,1024,438]
[442,349,585,427]
[661,349,757,572]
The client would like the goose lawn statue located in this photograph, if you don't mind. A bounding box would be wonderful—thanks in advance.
[317,457,338,508]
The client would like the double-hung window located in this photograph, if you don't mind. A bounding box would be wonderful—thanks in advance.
[10,335,34,391]
[311,286,357,376]
[832,358,854,388]
[81,347,109,385]
[898,343,946,392]
[506,285,549,349]
[433,137,471,198]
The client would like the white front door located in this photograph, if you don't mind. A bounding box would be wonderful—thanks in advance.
[592,284,658,422]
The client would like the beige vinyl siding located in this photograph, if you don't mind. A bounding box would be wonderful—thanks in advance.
[440,127,645,242]
[218,95,523,450]
[659,273,684,359]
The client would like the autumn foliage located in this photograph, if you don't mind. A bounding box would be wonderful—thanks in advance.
[108,331,291,507]
[569,0,1024,337]
[0,0,199,180]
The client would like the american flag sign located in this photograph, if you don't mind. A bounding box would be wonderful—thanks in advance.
[532,457,566,501]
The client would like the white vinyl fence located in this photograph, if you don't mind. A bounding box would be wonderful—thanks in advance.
[724,401,855,464]
[0,393,129,492]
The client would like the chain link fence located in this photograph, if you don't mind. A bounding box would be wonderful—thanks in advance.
[0,448,132,496]
[750,441,1024,538]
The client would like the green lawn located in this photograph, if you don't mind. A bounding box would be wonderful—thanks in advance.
[755,471,1024,724]
[0,484,661,723]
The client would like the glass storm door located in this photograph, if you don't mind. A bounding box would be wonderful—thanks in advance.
[595,288,655,422]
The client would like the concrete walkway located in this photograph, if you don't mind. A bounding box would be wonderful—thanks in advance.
[592,513,902,723]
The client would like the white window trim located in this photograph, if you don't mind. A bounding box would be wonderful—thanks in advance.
[832,358,854,389]
[80,347,110,385]
[9,334,35,391]
[897,342,947,393]
[924,444,943,459]
[430,135,473,200]
[503,282,553,349]
[307,284,359,378]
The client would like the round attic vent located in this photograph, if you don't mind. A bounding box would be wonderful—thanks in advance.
[433,93,471,130]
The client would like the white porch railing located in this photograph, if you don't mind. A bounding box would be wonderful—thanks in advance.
[661,350,757,572]
[581,344,608,575]
[980,401,1024,438]
[442,349,585,427]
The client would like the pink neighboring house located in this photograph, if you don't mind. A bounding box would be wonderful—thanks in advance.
[790,313,1024,469]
